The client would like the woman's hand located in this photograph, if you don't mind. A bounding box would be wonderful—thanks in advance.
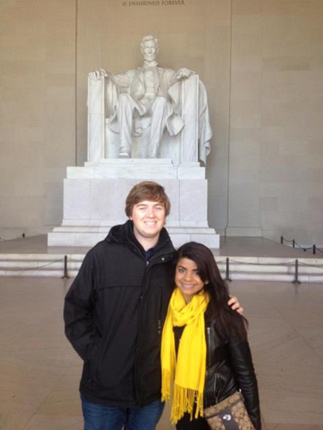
[228,296,243,314]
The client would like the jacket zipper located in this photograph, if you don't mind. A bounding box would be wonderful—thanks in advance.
[206,326,212,368]
[206,325,219,404]
[205,325,212,385]
[134,254,172,405]
[213,373,219,404]
[133,252,149,405]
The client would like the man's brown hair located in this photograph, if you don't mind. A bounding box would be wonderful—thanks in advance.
[125,181,171,217]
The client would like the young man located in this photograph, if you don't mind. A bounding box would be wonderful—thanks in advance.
[64,181,241,430]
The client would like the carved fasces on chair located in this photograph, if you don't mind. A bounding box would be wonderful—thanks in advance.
[87,73,105,162]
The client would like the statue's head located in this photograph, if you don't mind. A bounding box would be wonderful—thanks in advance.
[140,34,159,62]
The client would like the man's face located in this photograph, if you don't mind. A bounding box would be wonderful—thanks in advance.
[130,200,166,245]
[142,40,158,62]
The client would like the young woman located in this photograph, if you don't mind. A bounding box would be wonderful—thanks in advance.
[161,242,261,429]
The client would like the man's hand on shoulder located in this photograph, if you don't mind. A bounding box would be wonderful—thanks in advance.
[228,296,243,314]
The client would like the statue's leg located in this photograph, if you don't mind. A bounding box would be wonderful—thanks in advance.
[117,93,136,157]
[148,96,168,158]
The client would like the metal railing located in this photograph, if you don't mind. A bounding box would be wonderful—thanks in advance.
[280,236,323,255]
[2,253,323,284]
[0,233,25,241]
[216,257,323,285]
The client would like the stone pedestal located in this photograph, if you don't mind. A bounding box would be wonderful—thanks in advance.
[48,159,220,248]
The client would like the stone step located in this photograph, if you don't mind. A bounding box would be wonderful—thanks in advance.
[225,271,323,283]
[0,268,79,277]
[0,253,322,282]
[0,254,82,278]
[48,226,220,248]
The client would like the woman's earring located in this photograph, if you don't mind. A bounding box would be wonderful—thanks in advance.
[205,281,209,285]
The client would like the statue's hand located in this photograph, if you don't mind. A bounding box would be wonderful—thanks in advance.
[88,68,109,80]
[176,68,194,80]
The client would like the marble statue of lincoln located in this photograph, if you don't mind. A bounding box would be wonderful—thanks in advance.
[89,34,194,158]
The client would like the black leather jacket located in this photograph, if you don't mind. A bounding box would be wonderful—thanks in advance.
[204,305,261,429]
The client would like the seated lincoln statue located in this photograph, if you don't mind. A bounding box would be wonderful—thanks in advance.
[88,34,212,163]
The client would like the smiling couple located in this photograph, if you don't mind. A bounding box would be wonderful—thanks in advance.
[64,181,260,430]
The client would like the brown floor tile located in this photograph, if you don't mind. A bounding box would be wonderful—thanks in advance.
[0,413,34,430]
[23,415,83,430]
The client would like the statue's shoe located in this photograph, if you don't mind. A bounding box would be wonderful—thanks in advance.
[119,151,130,158]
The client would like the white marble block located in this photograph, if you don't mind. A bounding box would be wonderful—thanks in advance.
[48,160,219,248]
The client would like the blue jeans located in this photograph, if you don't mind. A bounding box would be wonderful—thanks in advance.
[81,395,165,430]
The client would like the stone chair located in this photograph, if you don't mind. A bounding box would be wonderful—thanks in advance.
[87,74,208,166]
[48,74,218,248]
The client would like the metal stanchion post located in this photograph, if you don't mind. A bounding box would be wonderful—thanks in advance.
[292,240,295,248]
[225,257,232,282]
[280,236,283,244]
[313,245,316,255]
[292,259,301,284]
[62,255,70,279]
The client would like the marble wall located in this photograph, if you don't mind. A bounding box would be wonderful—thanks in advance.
[1,0,323,246]
[227,0,323,246]
[0,0,76,238]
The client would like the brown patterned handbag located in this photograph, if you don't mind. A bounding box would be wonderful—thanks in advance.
[203,391,255,430]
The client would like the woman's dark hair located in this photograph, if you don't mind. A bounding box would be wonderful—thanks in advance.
[175,242,248,340]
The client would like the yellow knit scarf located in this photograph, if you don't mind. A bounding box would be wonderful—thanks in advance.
[161,287,210,423]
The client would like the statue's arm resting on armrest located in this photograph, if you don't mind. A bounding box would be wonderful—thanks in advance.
[168,67,195,86]
[88,68,132,119]
[89,68,108,81]
[88,68,115,84]
[88,68,131,90]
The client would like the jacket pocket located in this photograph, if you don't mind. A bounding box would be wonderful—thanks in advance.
[212,372,222,403]
[86,338,104,382]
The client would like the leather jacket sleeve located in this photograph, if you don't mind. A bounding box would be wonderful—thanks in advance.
[227,339,261,430]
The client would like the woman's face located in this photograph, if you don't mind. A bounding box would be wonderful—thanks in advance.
[175,258,205,303]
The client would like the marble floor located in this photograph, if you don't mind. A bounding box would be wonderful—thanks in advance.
[0,276,323,430]
[0,234,317,258]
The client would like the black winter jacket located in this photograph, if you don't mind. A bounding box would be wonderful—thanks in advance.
[204,305,261,429]
[64,221,175,407]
